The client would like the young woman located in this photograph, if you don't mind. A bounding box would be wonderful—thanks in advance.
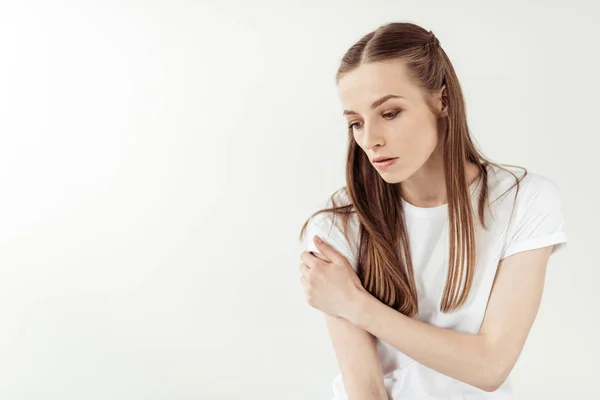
[298,22,567,400]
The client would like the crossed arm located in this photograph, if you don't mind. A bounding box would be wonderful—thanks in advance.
[335,245,553,392]
[320,246,552,399]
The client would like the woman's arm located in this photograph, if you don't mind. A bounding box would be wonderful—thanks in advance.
[324,315,388,400]
[312,252,388,400]
[342,246,553,392]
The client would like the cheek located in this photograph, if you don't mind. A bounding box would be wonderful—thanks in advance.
[396,116,438,155]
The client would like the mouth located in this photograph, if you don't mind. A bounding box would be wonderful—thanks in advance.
[373,157,398,162]
[373,157,399,169]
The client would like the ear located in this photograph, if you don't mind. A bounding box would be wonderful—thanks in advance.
[430,85,447,117]
[438,85,448,117]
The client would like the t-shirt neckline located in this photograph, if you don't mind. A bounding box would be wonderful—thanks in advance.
[400,166,486,218]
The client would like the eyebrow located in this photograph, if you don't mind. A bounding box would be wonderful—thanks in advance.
[343,94,404,116]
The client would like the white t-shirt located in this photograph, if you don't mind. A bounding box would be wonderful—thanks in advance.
[302,164,568,399]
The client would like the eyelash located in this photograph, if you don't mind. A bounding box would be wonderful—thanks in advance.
[348,111,400,130]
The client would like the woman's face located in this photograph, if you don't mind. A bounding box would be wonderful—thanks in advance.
[338,60,446,183]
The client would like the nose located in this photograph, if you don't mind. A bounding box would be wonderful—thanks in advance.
[358,124,384,150]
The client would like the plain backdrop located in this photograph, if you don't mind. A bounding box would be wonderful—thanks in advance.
[0,0,598,399]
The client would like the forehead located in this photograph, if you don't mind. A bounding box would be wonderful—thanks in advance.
[338,60,422,111]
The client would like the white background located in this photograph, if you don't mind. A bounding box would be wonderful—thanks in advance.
[0,0,597,399]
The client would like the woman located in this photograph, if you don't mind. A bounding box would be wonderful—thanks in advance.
[298,22,567,399]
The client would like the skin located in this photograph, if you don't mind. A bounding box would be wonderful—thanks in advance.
[299,59,555,393]
[337,59,480,207]
[300,237,551,392]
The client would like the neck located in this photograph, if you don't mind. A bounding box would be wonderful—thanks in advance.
[399,149,480,208]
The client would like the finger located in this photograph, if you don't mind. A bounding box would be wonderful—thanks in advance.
[313,236,344,264]
[311,250,331,263]
[300,251,322,268]
[299,262,310,274]
[299,272,310,290]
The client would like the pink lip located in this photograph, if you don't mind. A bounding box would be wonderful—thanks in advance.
[373,157,398,169]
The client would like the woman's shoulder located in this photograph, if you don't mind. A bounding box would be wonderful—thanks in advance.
[317,186,361,240]
[303,186,361,270]
[486,164,563,204]
[485,164,567,259]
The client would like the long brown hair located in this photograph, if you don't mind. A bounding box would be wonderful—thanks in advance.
[299,22,526,317]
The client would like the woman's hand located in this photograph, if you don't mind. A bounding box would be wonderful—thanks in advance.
[299,235,367,319]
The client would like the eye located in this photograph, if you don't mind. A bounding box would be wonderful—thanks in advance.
[348,111,400,131]
[348,121,361,130]
[383,110,400,119]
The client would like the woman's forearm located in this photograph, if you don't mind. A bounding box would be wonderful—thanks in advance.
[344,291,501,392]
[348,385,388,400]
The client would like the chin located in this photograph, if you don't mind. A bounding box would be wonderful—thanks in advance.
[375,162,419,184]
[377,170,407,184]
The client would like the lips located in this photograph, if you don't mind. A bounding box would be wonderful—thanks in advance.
[372,157,399,170]
[373,157,398,162]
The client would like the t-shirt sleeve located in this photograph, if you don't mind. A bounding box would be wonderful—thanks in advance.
[301,206,359,273]
[500,175,568,260]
